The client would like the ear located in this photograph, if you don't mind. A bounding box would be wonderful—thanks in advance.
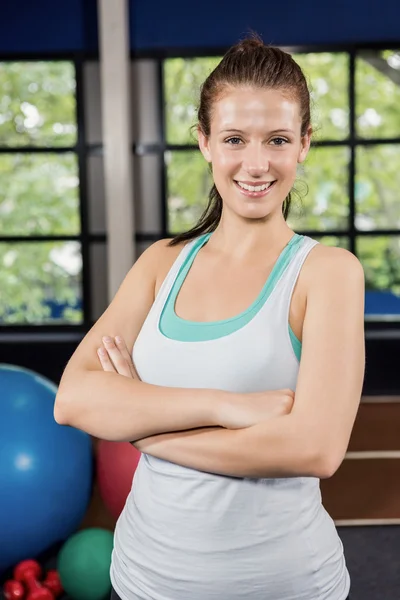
[198,127,212,163]
[298,126,312,164]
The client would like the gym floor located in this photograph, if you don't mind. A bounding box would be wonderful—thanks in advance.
[0,526,399,600]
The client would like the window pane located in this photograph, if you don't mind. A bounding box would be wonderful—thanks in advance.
[0,153,80,235]
[287,146,349,231]
[292,52,349,140]
[0,61,77,147]
[356,50,400,139]
[357,236,400,319]
[312,235,349,249]
[355,144,400,230]
[167,150,211,233]
[164,57,221,145]
[0,241,83,325]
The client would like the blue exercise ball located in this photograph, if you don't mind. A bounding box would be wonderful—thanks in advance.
[0,364,93,574]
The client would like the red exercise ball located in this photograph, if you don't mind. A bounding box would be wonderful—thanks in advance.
[97,441,141,519]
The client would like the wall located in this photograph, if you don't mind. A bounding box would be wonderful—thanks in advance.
[1,0,399,56]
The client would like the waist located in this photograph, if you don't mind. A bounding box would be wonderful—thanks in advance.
[135,454,320,522]
[111,455,349,599]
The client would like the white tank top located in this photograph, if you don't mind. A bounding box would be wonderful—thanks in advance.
[110,233,350,600]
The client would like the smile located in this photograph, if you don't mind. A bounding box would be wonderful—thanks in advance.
[234,180,277,197]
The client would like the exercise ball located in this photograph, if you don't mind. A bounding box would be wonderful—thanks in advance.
[0,364,92,574]
[57,528,114,600]
[97,440,141,519]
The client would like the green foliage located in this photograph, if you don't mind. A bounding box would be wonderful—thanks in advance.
[0,61,81,325]
[167,150,212,233]
[293,52,349,141]
[0,61,76,147]
[0,153,80,235]
[356,145,400,230]
[0,241,82,324]
[288,146,350,231]
[356,51,400,139]
[357,236,400,294]
[164,57,221,144]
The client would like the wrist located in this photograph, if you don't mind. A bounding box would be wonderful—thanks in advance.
[211,389,239,427]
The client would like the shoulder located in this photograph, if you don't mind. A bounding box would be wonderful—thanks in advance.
[143,238,190,296]
[137,237,187,269]
[303,241,365,297]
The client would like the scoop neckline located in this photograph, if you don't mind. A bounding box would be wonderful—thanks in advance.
[170,232,303,327]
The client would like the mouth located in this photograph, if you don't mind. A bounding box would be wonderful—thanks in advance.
[234,180,277,198]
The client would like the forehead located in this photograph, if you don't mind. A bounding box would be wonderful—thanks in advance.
[211,87,301,130]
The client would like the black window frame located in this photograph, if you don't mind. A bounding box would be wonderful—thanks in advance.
[0,53,93,335]
[1,43,400,343]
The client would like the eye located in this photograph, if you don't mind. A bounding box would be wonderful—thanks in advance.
[270,137,289,146]
[225,136,243,145]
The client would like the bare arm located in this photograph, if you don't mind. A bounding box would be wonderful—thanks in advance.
[56,369,229,442]
[54,240,228,440]
[135,417,319,478]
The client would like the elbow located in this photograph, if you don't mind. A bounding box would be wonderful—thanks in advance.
[53,369,88,426]
[312,449,345,479]
[53,388,72,425]
[54,396,68,425]
[299,425,346,479]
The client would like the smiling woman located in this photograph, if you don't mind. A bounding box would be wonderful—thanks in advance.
[107,35,361,600]
[56,34,362,600]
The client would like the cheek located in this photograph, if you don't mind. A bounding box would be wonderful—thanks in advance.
[276,150,299,176]
[212,148,238,173]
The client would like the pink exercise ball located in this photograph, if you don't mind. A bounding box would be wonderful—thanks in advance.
[97,441,141,519]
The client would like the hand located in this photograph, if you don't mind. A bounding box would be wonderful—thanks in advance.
[97,336,139,378]
[217,389,295,430]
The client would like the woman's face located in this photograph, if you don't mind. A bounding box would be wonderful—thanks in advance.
[198,86,311,221]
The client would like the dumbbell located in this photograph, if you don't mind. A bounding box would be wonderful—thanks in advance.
[42,571,63,598]
[3,580,25,600]
[13,560,54,600]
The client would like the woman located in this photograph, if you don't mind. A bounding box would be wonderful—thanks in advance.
[54,36,365,600]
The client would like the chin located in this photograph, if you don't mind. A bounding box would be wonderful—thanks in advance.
[238,206,273,220]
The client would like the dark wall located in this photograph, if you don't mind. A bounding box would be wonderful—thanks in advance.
[130,0,400,52]
[1,0,399,56]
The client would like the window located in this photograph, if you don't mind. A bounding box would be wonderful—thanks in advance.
[162,49,400,323]
[0,60,84,327]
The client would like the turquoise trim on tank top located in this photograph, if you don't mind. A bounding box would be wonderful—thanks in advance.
[159,232,304,359]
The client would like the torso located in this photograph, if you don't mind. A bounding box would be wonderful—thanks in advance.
[154,236,311,343]
[111,235,351,600]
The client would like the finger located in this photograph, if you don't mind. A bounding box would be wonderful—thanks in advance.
[97,348,117,373]
[115,336,139,378]
[102,337,132,378]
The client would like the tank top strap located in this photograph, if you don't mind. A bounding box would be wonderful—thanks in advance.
[267,235,319,322]
[153,235,208,310]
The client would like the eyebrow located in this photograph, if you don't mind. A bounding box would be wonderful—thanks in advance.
[220,128,295,135]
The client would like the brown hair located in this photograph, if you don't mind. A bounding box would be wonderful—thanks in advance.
[168,34,311,246]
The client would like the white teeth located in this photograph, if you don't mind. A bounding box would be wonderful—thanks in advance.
[237,181,274,192]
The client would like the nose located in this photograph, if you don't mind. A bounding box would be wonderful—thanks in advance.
[242,144,270,176]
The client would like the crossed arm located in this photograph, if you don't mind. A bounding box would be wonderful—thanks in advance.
[97,247,365,480]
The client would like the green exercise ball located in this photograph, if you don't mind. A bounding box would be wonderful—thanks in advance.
[57,528,114,600]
